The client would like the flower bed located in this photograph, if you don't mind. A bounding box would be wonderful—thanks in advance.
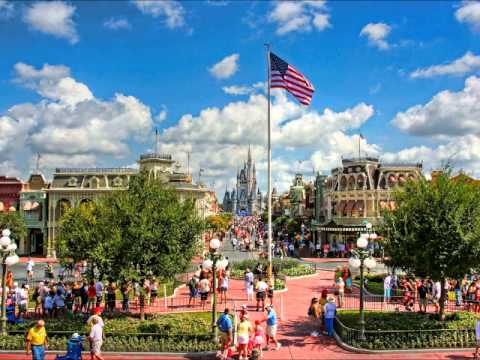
[335,311,480,350]
[230,259,313,281]
[4,312,216,352]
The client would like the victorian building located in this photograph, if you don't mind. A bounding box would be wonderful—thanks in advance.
[0,176,25,212]
[19,173,49,256]
[223,148,262,215]
[315,157,422,246]
[43,149,217,257]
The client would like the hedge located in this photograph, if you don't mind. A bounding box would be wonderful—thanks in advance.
[335,311,480,350]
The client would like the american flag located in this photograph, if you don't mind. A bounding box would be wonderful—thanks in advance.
[270,52,315,106]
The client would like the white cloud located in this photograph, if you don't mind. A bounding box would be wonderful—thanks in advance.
[14,62,93,106]
[155,105,167,122]
[0,0,14,19]
[268,0,330,35]
[23,1,78,44]
[133,0,185,29]
[157,89,374,194]
[222,82,265,96]
[360,22,391,50]
[392,76,480,137]
[104,17,131,30]
[455,1,480,32]
[209,54,239,80]
[4,62,154,174]
[410,52,480,79]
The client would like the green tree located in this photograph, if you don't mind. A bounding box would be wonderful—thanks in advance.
[101,172,205,319]
[383,170,480,319]
[0,211,27,246]
[56,202,112,277]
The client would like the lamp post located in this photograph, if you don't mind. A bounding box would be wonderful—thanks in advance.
[0,229,19,336]
[348,226,377,340]
[203,238,228,343]
[300,222,305,245]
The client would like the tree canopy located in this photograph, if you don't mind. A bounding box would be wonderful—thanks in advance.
[383,170,480,318]
[205,213,232,234]
[56,172,205,283]
[0,211,26,245]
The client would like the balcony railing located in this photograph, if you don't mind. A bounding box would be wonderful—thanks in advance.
[55,168,137,174]
[139,153,172,161]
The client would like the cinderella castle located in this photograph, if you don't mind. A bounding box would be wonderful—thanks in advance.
[223,147,262,216]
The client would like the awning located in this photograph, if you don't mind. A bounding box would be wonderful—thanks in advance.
[23,201,32,211]
[345,200,355,215]
[336,201,346,215]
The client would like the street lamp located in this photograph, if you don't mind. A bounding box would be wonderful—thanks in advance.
[348,229,376,340]
[203,238,228,342]
[0,229,19,336]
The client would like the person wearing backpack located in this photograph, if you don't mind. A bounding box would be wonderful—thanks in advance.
[188,275,199,306]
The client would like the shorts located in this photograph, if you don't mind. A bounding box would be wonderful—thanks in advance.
[256,292,265,300]
[189,289,198,298]
[151,290,158,298]
[238,335,249,345]
[220,287,228,293]
[419,298,428,306]
[91,340,103,354]
[200,292,208,301]
[245,285,253,294]
[19,304,27,313]
[267,325,277,337]
[220,331,231,346]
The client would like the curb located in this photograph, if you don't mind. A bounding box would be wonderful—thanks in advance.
[284,272,319,281]
[0,350,215,357]
[333,331,475,354]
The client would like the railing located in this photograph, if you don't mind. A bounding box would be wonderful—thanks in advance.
[139,153,172,161]
[340,293,479,313]
[334,317,476,350]
[55,168,137,174]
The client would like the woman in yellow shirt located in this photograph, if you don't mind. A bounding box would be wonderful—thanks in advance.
[237,315,252,360]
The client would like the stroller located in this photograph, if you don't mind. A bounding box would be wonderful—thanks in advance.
[55,333,84,360]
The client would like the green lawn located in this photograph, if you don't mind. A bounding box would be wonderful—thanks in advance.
[353,280,384,295]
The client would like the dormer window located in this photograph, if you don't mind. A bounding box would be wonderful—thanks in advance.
[67,177,78,187]
[112,177,123,187]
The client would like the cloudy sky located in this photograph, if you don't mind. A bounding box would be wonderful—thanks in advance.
[1,1,480,197]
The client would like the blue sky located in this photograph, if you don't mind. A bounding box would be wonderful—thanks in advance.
[1,0,480,196]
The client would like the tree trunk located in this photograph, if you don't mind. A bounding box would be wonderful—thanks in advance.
[139,293,145,321]
[439,278,446,321]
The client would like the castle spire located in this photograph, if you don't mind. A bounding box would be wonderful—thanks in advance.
[248,145,252,164]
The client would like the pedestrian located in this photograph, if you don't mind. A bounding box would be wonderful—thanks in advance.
[253,319,265,358]
[417,280,428,314]
[323,295,337,336]
[88,316,105,360]
[26,319,48,360]
[87,280,97,313]
[26,257,35,282]
[432,280,441,313]
[384,274,392,303]
[219,272,229,304]
[244,268,254,302]
[121,281,130,312]
[188,275,199,306]
[44,291,54,318]
[95,279,104,308]
[308,297,321,320]
[237,315,252,360]
[106,281,116,313]
[263,304,281,351]
[255,277,268,312]
[336,277,345,308]
[18,284,29,320]
[199,276,210,310]
[216,308,232,360]
[53,289,65,317]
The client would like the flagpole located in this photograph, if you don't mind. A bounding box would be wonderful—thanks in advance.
[265,43,273,282]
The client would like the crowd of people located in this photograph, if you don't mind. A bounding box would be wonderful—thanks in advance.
[188,262,231,309]
[228,216,265,252]
[383,274,480,313]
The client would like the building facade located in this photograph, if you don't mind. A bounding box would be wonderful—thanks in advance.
[45,151,217,257]
[0,176,24,212]
[223,148,262,215]
[19,174,49,256]
[316,157,422,246]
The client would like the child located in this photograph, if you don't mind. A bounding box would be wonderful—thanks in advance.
[44,291,54,318]
[253,320,264,359]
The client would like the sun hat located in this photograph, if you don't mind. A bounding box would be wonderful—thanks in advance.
[71,333,80,339]
[327,295,335,303]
